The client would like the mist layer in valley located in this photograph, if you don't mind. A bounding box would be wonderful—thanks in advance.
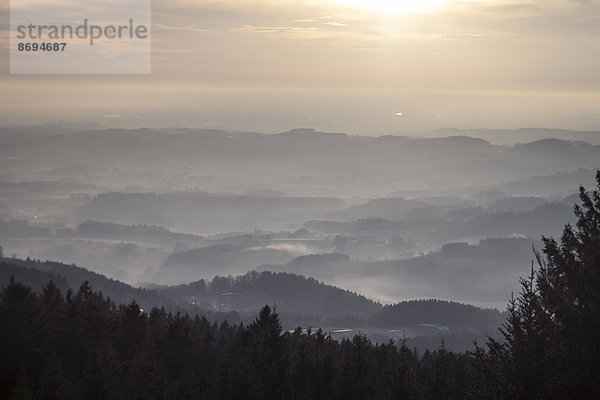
[1,125,598,312]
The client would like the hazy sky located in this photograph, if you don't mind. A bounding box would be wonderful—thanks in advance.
[1,0,600,134]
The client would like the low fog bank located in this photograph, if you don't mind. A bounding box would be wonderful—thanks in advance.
[1,125,597,309]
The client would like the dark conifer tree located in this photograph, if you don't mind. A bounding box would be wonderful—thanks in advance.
[495,170,600,399]
[535,171,600,397]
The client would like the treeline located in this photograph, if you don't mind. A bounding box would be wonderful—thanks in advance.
[370,299,504,332]
[1,257,501,335]
[0,258,174,312]
[0,218,204,246]
[161,270,381,319]
[303,218,440,234]
[68,220,204,246]
[0,279,503,400]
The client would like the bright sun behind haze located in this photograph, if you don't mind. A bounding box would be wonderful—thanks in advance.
[329,0,454,14]
[1,0,599,133]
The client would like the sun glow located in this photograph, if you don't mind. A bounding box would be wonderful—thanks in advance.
[332,0,452,15]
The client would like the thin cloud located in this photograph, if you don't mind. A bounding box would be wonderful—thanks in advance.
[102,113,122,119]
[153,24,214,34]
[233,25,319,34]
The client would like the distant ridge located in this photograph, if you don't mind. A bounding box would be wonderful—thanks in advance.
[1,256,505,338]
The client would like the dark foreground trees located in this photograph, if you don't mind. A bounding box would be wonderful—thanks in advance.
[1,173,599,399]
[471,171,600,399]
[1,276,475,400]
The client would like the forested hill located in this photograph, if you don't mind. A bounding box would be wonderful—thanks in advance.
[370,299,505,333]
[0,257,507,337]
[0,258,381,322]
[0,282,494,400]
[158,270,381,319]
[0,258,173,312]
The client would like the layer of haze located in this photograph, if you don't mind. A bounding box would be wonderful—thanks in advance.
[1,0,600,134]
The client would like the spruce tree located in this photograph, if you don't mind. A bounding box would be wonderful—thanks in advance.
[535,170,600,397]
[497,170,600,399]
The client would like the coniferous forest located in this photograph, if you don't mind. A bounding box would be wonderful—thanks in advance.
[1,173,600,399]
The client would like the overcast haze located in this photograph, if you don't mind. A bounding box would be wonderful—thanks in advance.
[1,0,600,133]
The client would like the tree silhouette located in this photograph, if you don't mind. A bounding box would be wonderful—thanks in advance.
[534,171,600,397]
[497,171,600,399]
